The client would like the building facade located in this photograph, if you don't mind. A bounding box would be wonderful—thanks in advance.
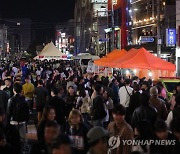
[55,19,75,54]
[107,0,128,50]
[128,0,175,57]
[74,0,108,55]
[0,24,8,55]
[4,18,32,54]
[176,0,180,76]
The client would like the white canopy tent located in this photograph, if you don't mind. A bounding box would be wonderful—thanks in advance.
[34,42,67,60]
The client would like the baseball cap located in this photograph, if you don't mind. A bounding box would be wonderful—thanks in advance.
[87,126,110,143]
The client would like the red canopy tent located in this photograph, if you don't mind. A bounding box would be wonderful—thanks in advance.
[94,49,127,67]
[107,48,175,71]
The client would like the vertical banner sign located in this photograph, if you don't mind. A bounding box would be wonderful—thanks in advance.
[166,28,176,47]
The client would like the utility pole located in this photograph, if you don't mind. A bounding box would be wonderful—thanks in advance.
[111,0,115,50]
[157,0,161,57]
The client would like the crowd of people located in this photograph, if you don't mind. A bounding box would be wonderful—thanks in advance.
[0,59,180,154]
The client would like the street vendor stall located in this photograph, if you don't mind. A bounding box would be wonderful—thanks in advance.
[95,48,176,79]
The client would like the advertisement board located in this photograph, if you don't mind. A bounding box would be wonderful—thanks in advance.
[166,28,176,47]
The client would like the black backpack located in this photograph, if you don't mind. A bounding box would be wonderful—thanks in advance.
[13,96,30,123]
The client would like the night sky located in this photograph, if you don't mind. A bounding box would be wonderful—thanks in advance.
[0,0,76,44]
[0,0,75,22]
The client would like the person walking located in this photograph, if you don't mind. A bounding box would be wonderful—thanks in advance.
[108,104,134,154]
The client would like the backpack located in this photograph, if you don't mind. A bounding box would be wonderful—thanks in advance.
[12,96,30,123]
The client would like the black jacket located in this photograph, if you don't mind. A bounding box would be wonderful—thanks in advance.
[62,123,89,154]
[0,90,9,112]
[172,107,180,120]
[0,123,21,154]
[151,133,180,154]
[37,120,47,142]
[0,144,14,154]
[48,96,66,125]
[131,105,157,128]
[66,94,77,116]
[91,95,106,120]
[3,85,14,98]
[34,86,48,111]
[7,94,29,123]
[30,141,49,154]
[128,91,141,116]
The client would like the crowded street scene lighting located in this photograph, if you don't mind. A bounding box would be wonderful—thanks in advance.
[0,0,180,154]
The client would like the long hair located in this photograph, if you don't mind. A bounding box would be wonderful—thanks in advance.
[41,105,55,122]
[68,109,83,125]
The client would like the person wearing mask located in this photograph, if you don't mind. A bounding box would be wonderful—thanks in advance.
[91,84,107,127]
[48,87,66,126]
[87,126,109,154]
[3,78,14,98]
[34,80,48,122]
[131,93,157,128]
[108,104,134,154]
[63,109,88,154]
[37,106,56,142]
[31,121,60,154]
[149,86,168,120]
[0,108,21,154]
[118,79,133,108]
[22,76,35,112]
[52,134,72,154]
[151,120,178,154]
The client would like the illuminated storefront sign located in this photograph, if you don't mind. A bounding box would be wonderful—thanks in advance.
[139,36,155,44]
[166,28,176,47]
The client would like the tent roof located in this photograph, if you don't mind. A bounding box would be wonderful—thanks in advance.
[94,49,127,66]
[34,42,67,60]
[108,48,175,71]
